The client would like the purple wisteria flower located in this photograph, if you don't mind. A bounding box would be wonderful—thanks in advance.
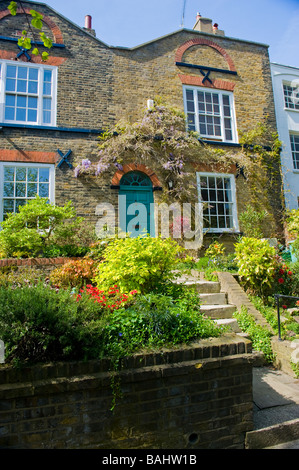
[81,159,91,169]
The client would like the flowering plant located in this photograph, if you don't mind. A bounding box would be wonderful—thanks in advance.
[205,241,226,260]
[273,258,294,296]
[76,284,138,311]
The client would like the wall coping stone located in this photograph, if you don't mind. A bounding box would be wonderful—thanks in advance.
[0,334,253,398]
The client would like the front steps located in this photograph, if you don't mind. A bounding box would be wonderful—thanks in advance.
[175,273,241,333]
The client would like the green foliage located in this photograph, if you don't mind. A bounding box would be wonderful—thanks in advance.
[0,196,93,258]
[233,306,275,363]
[49,259,97,288]
[0,283,107,363]
[93,235,183,293]
[287,209,299,257]
[104,290,223,357]
[205,241,226,260]
[239,205,268,238]
[0,281,223,365]
[234,237,276,297]
[8,2,52,61]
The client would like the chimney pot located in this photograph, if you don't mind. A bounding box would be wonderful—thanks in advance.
[85,15,92,29]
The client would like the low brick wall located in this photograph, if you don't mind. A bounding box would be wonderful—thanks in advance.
[0,334,254,449]
[0,257,73,275]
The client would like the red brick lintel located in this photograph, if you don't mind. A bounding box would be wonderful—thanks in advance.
[0,149,57,164]
[179,74,235,91]
[175,38,237,73]
[0,7,64,44]
[112,163,162,188]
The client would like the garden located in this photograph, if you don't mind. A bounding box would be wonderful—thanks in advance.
[0,196,299,379]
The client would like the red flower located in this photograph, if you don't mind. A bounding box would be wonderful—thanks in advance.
[279,268,285,275]
[282,305,287,309]
[288,271,293,276]
[278,278,284,284]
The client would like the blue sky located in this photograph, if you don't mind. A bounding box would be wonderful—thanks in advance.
[43,0,299,68]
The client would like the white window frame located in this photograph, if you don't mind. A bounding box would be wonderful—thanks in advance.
[0,59,57,126]
[283,82,299,111]
[197,172,239,233]
[183,85,238,143]
[0,162,55,223]
[290,133,299,170]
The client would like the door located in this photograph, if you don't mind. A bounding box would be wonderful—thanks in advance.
[119,171,154,236]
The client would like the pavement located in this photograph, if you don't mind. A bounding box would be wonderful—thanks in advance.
[248,366,299,449]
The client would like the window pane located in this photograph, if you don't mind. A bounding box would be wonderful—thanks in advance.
[28,168,38,182]
[17,79,27,93]
[17,67,27,79]
[29,68,38,80]
[27,109,37,122]
[28,80,38,94]
[16,168,26,181]
[27,183,38,197]
[4,167,15,182]
[4,106,15,120]
[3,199,14,214]
[3,182,14,198]
[16,107,26,121]
[15,182,26,197]
[39,183,49,197]
[6,65,16,79]
[39,168,50,182]
[6,78,16,92]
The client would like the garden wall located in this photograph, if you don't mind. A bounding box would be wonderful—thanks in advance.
[0,257,73,275]
[0,334,254,449]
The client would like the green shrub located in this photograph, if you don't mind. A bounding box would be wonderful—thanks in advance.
[239,205,268,238]
[93,235,183,293]
[287,209,299,257]
[233,306,275,363]
[0,282,223,365]
[234,237,276,298]
[0,283,107,363]
[103,289,224,357]
[49,259,97,288]
[0,196,95,258]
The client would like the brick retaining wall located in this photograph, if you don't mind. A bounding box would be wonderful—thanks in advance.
[0,257,73,274]
[0,334,254,449]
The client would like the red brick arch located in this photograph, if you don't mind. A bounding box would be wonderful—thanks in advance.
[0,7,64,44]
[175,38,237,72]
[111,163,161,188]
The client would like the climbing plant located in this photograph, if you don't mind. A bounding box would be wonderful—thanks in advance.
[74,98,283,215]
[8,1,52,60]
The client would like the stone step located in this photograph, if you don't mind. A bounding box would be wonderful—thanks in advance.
[214,318,242,333]
[245,419,299,449]
[199,292,227,305]
[200,304,237,319]
[183,280,221,294]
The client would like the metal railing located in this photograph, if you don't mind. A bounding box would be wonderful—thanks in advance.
[274,294,299,341]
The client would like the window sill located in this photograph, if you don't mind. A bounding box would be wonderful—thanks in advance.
[0,123,102,134]
[201,139,240,147]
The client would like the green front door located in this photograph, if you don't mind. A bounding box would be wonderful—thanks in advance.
[119,171,154,236]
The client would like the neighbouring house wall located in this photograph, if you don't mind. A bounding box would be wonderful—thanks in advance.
[271,63,299,211]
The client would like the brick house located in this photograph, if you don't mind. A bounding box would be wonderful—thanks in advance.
[0,1,284,251]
